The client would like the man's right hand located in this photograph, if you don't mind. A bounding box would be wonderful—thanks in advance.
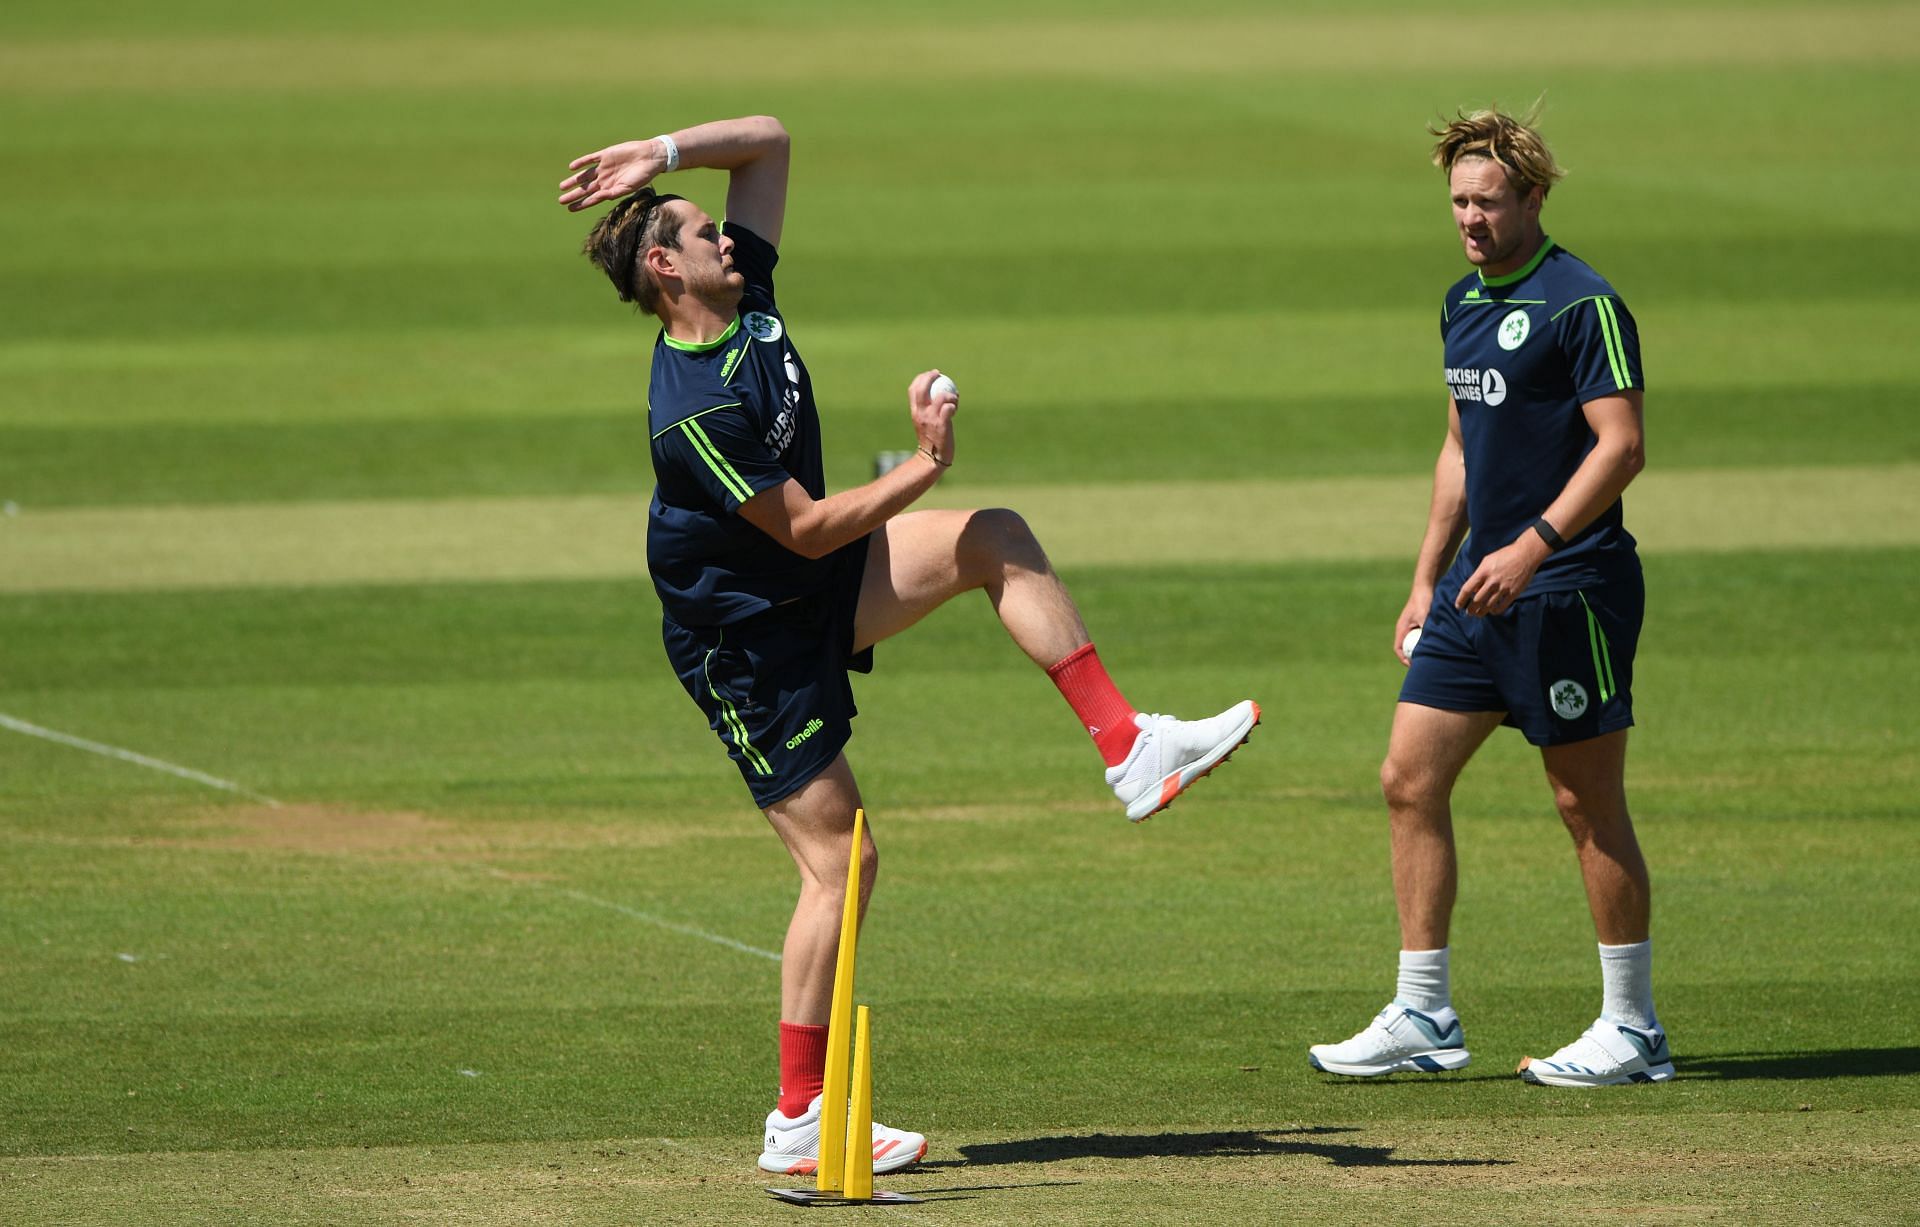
[558,139,671,212]
[908,370,958,471]
[1394,592,1433,666]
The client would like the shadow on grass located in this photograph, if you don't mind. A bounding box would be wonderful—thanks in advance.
[940,1126,1511,1170]
[881,1179,1084,1205]
[1682,1047,1920,1081]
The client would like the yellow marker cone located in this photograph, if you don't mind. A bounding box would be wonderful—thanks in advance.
[815,807,865,1193]
[845,1005,874,1200]
[763,810,924,1209]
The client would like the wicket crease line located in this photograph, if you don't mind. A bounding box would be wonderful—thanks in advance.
[0,711,282,807]
[489,872,782,962]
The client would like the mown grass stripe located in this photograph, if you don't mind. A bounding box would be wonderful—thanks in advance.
[2,464,1916,594]
[3,10,1913,96]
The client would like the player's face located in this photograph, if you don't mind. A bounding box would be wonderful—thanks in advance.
[1449,157,1543,276]
[663,202,744,307]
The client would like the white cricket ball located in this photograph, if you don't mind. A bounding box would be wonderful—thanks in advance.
[929,374,958,402]
[1401,626,1422,658]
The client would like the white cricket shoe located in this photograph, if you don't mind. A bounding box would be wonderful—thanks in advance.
[1518,1018,1674,1086]
[1308,1003,1472,1077]
[757,1094,928,1175]
[1107,701,1261,822]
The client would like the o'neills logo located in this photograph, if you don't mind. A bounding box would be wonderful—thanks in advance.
[785,718,824,751]
[1445,366,1508,407]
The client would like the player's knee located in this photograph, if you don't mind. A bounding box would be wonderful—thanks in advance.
[821,841,881,909]
[1553,785,1618,847]
[974,507,1036,551]
[1551,780,1583,824]
[1558,795,1635,854]
[958,507,1042,575]
[1380,754,1427,811]
[1555,805,1592,847]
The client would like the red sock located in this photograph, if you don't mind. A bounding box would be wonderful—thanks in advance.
[777,1021,829,1118]
[1046,643,1140,767]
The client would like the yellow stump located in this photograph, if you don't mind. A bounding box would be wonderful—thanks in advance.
[815,807,865,1194]
[845,1005,874,1201]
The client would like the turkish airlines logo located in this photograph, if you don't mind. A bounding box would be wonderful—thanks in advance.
[1444,366,1508,407]
[1480,368,1507,405]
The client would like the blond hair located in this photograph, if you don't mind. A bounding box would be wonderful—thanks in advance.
[1429,105,1565,196]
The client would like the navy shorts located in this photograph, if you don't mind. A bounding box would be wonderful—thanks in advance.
[1400,568,1642,746]
[662,536,872,808]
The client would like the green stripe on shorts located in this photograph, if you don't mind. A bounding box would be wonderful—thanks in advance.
[704,636,772,775]
[1579,591,1617,704]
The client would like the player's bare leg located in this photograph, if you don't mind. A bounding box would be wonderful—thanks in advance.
[1519,729,1670,1086]
[1379,703,1505,949]
[1541,729,1649,945]
[853,508,1258,822]
[1309,703,1503,1077]
[852,507,1085,662]
[758,755,928,1172]
[761,754,874,1023]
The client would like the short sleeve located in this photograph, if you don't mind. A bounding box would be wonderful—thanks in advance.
[724,221,779,304]
[1561,295,1645,402]
[655,404,791,513]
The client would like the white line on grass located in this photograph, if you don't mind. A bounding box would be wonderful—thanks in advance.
[0,712,281,806]
[486,869,780,962]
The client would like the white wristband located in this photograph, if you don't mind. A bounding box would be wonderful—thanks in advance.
[653,133,680,174]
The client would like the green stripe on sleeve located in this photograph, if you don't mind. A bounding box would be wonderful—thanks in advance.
[650,403,742,441]
[1550,293,1610,321]
[679,420,754,503]
[1595,298,1630,390]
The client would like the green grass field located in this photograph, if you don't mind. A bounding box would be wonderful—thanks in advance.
[4,2,1918,1222]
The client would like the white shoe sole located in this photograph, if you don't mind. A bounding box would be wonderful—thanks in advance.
[756,1137,928,1176]
[1129,701,1261,823]
[1518,1058,1675,1087]
[1309,1047,1472,1077]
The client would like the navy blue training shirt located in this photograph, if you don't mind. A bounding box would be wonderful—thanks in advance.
[645,223,830,627]
[1439,239,1645,593]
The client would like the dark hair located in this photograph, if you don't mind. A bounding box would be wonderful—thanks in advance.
[582,188,685,315]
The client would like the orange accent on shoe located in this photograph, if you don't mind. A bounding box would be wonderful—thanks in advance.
[788,1159,818,1175]
[1134,702,1263,823]
[873,1139,898,1158]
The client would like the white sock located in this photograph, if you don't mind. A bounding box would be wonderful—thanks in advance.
[1392,947,1451,1013]
[1598,939,1657,1029]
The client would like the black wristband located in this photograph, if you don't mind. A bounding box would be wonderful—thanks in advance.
[1531,517,1566,551]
